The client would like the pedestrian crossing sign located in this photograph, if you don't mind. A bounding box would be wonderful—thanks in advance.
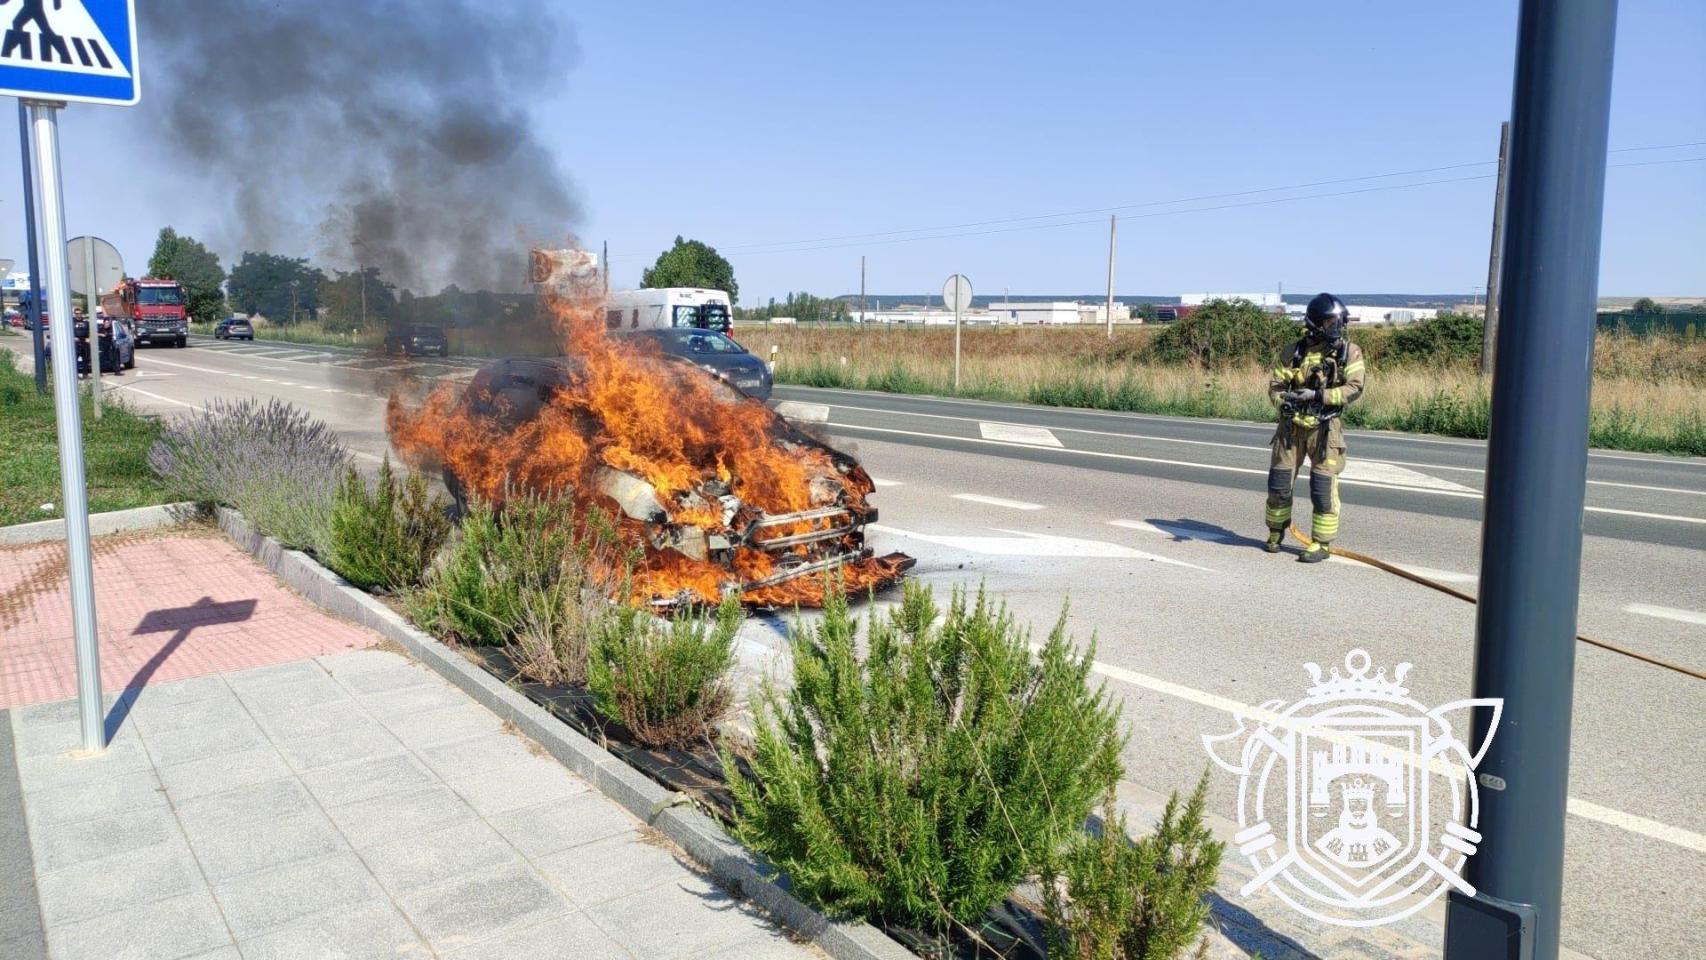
[0,0,137,106]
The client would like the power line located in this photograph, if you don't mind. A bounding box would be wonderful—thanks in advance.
[632,138,1706,258]
[698,155,1704,259]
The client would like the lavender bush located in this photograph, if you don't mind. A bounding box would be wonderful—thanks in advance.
[149,398,349,554]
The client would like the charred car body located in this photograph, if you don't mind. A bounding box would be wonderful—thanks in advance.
[430,354,909,608]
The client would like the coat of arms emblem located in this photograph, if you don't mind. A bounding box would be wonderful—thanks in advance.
[1202,649,1503,927]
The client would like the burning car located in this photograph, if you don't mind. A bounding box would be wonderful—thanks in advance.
[387,250,911,609]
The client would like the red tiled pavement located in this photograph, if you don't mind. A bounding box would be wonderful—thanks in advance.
[0,533,381,709]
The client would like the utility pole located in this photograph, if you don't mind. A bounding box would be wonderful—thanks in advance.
[1444,3,1618,960]
[18,103,46,395]
[860,255,866,324]
[1481,120,1512,376]
[1105,215,1117,337]
[359,264,367,330]
[602,240,609,297]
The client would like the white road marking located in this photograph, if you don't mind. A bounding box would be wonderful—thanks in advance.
[1339,460,1476,493]
[1108,518,1234,542]
[952,493,1045,511]
[1328,555,1480,585]
[870,477,903,488]
[979,422,1063,446]
[1065,647,1706,854]
[1622,603,1706,626]
[124,388,203,411]
[773,400,830,423]
[829,422,1706,526]
[869,523,1214,571]
[793,388,1706,469]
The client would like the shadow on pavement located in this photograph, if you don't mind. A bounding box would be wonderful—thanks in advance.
[104,596,257,738]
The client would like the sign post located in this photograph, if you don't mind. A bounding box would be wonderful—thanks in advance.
[68,234,123,420]
[18,103,48,394]
[942,273,972,392]
[4,0,142,755]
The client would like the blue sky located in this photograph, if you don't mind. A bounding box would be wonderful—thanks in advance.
[4,0,1703,301]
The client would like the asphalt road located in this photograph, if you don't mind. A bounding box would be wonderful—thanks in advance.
[7,334,1704,958]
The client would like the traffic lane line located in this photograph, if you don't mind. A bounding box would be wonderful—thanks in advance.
[182,339,477,379]
[826,420,1706,527]
[952,493,1045,511]
[1074,648,1706,855]
[776,385,1706,472]
[815,399,1705,501]
[1622,603,1706,627]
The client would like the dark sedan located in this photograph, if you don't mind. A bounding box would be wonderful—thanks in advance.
[215,316,254,340]
[384,324,449,358]
[624,328,772,400]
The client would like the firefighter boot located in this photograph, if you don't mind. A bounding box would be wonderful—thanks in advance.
[1298,543,1330,563]
[1265,530,1284,553]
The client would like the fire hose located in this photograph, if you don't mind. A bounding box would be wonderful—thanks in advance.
[1289,525,1706,683]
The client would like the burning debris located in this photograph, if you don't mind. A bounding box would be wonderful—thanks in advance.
[387,251,912,608]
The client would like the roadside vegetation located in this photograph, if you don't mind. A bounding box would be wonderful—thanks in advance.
[135,394,1223,958]
[746,301,1706,456]
[0,350,172,526]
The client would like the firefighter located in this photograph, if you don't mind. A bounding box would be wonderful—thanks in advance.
[1264,293,1364,562]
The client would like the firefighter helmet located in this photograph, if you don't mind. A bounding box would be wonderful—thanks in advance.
[1304,293,1349,339]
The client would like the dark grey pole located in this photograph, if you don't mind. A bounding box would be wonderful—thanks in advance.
[1445,1,1618,959]
[19,102,47,395]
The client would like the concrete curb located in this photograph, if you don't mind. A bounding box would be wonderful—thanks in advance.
[0,502,199,546]
[215,507,914,960]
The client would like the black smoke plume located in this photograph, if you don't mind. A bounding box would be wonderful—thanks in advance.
[138,0,581,293]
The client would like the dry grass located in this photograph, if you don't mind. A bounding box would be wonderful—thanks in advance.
[744,324,1706,456]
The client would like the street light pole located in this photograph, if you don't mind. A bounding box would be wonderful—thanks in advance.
[1444,2,1618,958]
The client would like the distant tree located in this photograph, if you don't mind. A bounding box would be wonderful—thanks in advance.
[318,266,397,330]
[227,252,323,324]
[1135,302,1160,323]
[1631,297,1661,314]
[146,227,227,325]
[640,236,739,304]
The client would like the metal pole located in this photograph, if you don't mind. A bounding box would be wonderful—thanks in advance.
[1481,120,1512,375]
[83,237,101,419]
[860,255,866,324]
[28,101,105,754]
[602,240,609,297]
[19,102,47,395]
[1105,215,1117,337]
[1444,2,1617,958]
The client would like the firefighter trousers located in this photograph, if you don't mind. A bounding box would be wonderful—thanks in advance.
[1265,421,1345,544]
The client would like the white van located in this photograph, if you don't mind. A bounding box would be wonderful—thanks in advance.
[606,288,733,333]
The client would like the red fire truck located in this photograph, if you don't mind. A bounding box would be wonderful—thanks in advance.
[101,277,189,347]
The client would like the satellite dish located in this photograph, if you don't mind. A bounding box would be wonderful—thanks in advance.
[66,236,125,298]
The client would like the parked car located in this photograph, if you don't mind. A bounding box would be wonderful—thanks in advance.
[5,309,20,328]
[45,318,132,375]
[383,323,449,358]
[622,328,772,400]
[214,316,254,340]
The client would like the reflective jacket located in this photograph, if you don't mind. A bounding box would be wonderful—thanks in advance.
[1268,337,1365,430]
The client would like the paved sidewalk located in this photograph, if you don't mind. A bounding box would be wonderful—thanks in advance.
[0,533,822,959]
[0,533,378,709]
[6,649,820,959]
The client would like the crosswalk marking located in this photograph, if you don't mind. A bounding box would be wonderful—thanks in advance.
[1622,603,1706,627]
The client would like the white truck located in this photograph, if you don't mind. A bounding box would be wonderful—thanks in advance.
[606,287,733,333]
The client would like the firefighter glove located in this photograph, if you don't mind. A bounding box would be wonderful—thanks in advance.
[1286,388,1318,403]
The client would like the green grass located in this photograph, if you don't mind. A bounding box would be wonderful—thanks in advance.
[0,350,172,527]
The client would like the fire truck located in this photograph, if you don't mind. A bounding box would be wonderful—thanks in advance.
[101,278,190,347]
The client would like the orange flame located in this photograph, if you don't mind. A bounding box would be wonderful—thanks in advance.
[387,250,906,608]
